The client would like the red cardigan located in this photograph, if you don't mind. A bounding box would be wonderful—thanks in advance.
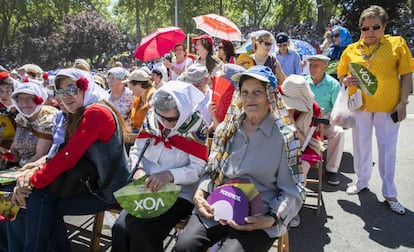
[30,105,116,188]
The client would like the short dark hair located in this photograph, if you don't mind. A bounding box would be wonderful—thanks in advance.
[152,69,162,77]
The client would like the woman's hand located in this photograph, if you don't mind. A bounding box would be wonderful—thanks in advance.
[394,101,408,122]
[193,189,214,219]
[144,170,174,192]
[208,102,217,119]
[228,215,276,231]
[11,169,36,206]
[132,167,147,180]
[19,162,41,171]
[342,76,359,87]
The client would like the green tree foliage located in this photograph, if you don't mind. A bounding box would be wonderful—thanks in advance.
[61,11,125,67]
[338,0,409,39]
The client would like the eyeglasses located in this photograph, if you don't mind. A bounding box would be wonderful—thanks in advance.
[218,46,224,49]
[155,110,179,122]
[333,33,340,38]
[277,43,288,47]
[55,85,80,99]
[260,41,273,47]
[360,24,381,32]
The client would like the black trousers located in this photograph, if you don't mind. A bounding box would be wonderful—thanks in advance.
[111,197,193,252]
[175,214,277,252]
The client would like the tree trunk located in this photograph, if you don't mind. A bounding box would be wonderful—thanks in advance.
[412,0,414,15]
[135,0,142,42]
[219,0,223,16]
[255,0,274,27]
[316,0,324,34]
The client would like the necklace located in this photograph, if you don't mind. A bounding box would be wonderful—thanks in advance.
[359,42,381,69]
[359,43,380,60]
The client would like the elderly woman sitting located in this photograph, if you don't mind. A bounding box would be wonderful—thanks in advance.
[175,66,303,252]
[112,81,209,252]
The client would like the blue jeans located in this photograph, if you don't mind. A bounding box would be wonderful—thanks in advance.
[0,183,16,252]
[12,187,112,252]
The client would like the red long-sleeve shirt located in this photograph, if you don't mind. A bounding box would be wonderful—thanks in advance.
[30,105,116,188]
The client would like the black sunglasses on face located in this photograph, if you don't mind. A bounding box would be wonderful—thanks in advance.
[55,85,80,99]
[360,24,381,32]
[218,46,224,49]
[260,41,273,46]
[333,33,340,38]
[155,110,179,122]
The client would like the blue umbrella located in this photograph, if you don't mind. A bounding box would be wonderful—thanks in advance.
[291,39,317,57]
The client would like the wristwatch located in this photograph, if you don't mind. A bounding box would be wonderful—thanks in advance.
[268,211,279,226]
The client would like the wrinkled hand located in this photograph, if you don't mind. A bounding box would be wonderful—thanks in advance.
[145,170,173,192]
[394,102,407,122]
[342,76,359,87]
[11,169,35,207]
[19,162,42,171]
[193,189,214,219]
[228,215,275,231]
[132,167,146,180]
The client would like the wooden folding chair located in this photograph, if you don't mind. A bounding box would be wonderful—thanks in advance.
[271,231,290,252]
[90,208,121,252]
[302,114,328,216]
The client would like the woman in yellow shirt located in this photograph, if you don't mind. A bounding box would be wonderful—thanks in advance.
[337,5,414,215]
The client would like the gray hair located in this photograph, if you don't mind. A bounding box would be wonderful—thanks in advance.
[359,5,388,27]
[151,90,177,112]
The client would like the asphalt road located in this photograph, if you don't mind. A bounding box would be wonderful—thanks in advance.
[65,96,414,252]
[287,95,414,252]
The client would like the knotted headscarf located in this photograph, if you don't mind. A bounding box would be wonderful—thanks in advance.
[54,68,109,106]
[11,82,48,118]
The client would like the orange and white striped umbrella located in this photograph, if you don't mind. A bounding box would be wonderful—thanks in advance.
[192,14,241,41]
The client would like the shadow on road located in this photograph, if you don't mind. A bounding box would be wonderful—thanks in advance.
[338,190,414,250]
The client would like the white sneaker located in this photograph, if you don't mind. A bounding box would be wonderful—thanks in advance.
[346,185,366,195]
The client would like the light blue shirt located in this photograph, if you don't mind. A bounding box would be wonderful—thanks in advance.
[276,50,302,75]
[305,73,340,114]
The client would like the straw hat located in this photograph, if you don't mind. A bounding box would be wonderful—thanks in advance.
[281,75,314,112]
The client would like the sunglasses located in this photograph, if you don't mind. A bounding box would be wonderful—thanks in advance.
[260,41,273,46]
[155,110,179,122]
[333,33,340,38]
[277,43,288,47]
[360,24,381,32]
[55,85,80,99]
[218,46,224,49]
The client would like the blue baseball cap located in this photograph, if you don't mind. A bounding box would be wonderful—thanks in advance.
[231,65,277,87]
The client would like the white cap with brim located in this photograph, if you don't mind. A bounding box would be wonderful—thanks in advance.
[307,54,330,63]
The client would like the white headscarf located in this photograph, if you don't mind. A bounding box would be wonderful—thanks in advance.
[11,82,48,118]
[55,68,109,106]
[153,81,204,132]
